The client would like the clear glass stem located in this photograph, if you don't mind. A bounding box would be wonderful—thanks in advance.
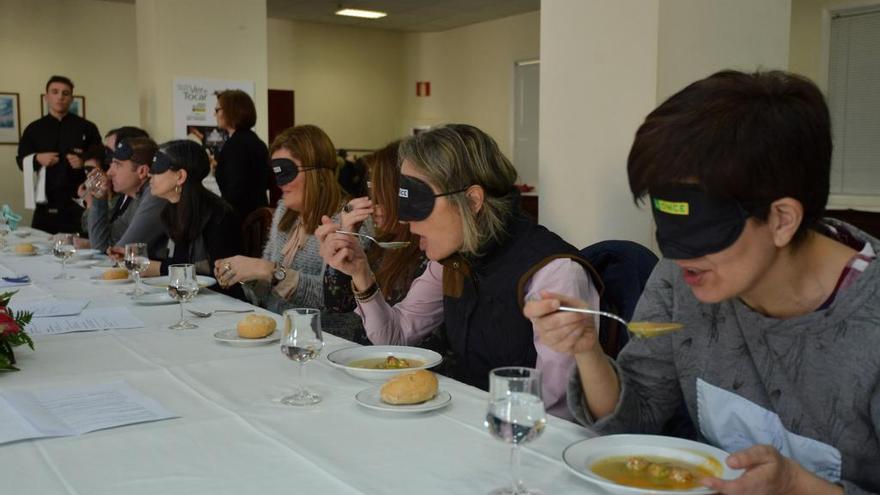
[134,271,141,295]
[296,362,305,391]
[61,258,67,278]
[510,445,524,494]
[178,300,184,322]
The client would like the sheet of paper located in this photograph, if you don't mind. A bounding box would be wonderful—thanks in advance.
[0,381,178,444]
[25,307,144,336]
[10,299,90,317]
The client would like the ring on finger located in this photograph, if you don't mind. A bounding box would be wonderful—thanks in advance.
[343,203,354,213]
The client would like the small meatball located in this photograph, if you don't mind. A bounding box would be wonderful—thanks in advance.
[669,467,694,484]
[647,463,671,479]
[625,457,651,471]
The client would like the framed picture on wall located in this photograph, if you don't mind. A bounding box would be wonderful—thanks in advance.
[41,94,86,118]
[0,92,21,145]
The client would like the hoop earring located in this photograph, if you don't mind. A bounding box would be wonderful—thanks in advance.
[174,184,182,194]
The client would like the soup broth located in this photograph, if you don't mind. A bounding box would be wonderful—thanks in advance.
[591,455,718,490]
[349,356,424,370]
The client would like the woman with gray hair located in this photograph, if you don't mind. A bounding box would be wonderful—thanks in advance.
[317,124,600,419]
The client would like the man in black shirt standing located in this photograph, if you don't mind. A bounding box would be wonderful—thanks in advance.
[16,75,102,234]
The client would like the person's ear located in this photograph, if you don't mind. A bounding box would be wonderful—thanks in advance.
[137,164,150,180]
[767,197,803,247]
[177,169,188,186]
[466,185,485,214]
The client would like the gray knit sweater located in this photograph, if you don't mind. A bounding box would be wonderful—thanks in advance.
[568,221,880,494]
[242,203,330,314]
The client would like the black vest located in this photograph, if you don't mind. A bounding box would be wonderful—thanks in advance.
[441,213,597,391]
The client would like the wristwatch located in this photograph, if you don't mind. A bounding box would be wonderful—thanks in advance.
[272,262,287,283]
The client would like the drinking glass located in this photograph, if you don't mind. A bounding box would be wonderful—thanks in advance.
[85,169,107,199]
[52,233,77,280]
[279,308,324,406]
[484,367,547,495]
[124,242,150,297]
[167,264,199,330]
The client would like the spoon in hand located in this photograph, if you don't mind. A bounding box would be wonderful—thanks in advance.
[335,230,411,250]
[557,306,683,338]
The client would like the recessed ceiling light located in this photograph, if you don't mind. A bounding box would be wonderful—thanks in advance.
[335,8,387,19]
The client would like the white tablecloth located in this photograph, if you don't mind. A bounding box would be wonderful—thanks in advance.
[0,231,601,494]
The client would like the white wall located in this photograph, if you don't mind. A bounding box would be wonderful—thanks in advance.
[657,0,792,101]
[136,0,269,142]
[0,0,140,224]
[539,0,659,250]
[402,11,540,165]
[267,18,406,150]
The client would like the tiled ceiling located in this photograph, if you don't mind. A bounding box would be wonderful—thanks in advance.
[267,0,540,32]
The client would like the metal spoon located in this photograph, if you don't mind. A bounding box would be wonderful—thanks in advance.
[335,230,411,250]
[187,308,254,318]
[557,306,683,338]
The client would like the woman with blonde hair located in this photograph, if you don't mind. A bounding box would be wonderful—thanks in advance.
[215,124,343,313]
[317,124,600,419]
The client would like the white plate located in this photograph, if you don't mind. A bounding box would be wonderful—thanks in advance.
[133,292,177,305]
[213,328,280,346]
[355,386,451,413]
[562,434,743,495]
[11,228,33,238]
[142,275,217,289]
[89,274,132,284]
[325,345,443,381]
[92,256,118,268]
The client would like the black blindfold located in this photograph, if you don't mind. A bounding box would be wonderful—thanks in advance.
[398,175,468,222]
[271,158,326,186]
[650,185,752,259]
[151,151,174,175]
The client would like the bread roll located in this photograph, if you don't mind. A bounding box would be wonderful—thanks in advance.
[237,314,276,339]
[102,267,129,280]
[380,370,438,405]
[14,243,35,254]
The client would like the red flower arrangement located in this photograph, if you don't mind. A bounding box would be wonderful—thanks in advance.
[0,291,34,371]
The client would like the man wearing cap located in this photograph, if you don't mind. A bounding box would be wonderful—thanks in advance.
[16,75,103,234]
[87,137,167,257]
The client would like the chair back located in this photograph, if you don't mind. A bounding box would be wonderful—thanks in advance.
[241,207,275,258]
[580,240,658,358]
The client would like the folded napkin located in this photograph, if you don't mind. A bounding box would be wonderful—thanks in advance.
[22,154,48,210]
[1,205,22,231]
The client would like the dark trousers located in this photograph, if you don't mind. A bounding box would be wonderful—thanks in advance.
[31,202,85,235]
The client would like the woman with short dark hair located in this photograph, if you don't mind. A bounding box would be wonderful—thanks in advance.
[527,70,880,494]
[213,89,269,223]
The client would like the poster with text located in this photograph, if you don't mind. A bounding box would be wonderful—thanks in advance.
[173,77,255,156]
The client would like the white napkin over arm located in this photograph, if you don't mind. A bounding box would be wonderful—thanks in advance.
[22,154,48,210]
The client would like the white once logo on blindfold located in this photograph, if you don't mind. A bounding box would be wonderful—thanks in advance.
[273,166,282,173]
[399,188,409,198]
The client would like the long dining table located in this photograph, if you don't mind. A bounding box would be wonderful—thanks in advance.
[0,229,601,494]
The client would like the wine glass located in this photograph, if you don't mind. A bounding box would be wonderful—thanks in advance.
[167,264,199,330]
[52,233,77,280]
[279,308,324,406]
[484,367,547,495]
[124,242,150,297]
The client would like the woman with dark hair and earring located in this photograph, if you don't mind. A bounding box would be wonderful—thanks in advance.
[214,125,346,314]
[321,141,427,344]
[135,139,241,280]
[213,90,270,223]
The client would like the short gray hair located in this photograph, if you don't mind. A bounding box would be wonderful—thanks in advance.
[398,124,517,256]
